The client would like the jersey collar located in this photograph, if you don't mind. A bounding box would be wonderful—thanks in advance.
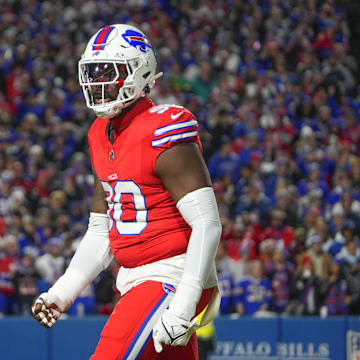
[110,96,154,134]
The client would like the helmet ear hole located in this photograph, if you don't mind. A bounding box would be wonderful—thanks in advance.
[143,72,151,79]
[126,88,135,97]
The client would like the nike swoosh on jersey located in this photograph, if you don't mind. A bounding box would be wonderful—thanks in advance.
[170,111,184,120]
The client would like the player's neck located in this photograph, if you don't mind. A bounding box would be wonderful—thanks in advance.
[107,96,153,139]
[110,97,146,122]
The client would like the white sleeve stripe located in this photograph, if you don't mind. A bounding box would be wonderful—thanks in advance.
[153,124,197,139]
[152,131,198,147]
[154,120,198,136]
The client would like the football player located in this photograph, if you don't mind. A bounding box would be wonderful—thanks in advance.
[31,24,221,360]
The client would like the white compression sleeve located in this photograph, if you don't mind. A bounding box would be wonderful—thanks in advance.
[169,187,222,320]
[48,212,113,310]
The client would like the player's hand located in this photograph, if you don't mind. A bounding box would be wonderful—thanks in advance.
[31,292,63,329]
[152,308,199,353]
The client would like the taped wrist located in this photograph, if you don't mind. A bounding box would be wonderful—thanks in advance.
[49,212,113,310]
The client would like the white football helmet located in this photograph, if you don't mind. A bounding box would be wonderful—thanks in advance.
[78,24,162,118]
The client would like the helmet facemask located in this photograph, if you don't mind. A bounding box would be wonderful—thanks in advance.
[79,57,148,118]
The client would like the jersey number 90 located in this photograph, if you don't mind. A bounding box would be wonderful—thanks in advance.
[101,180,148,235]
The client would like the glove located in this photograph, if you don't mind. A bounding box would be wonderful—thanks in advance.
[152,278,202,352]
[31,292,64,328]
[152,307,199,353]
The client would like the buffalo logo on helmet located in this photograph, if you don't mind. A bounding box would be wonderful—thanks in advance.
[121,29,153,53]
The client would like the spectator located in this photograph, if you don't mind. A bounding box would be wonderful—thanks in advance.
[95,261,120,315]
[0,235,18,314]
[17,214,41,253]
[321,260,350,316]
[336,237,360,267]
[341,256,360,315]
[325,206,347,255]
[189,61,217,105]
[216,242,236,315]
[261,209,295,250]
[286,256,324,316]
[267,249,295,313]
[301,235,331,279]
[226,217,257,262]
[35,237,65,285]
[220,224,250,284]
[332,190,360,230]
[259,238,276,273]
[208,141,238,181]
[213,174,236,215]
[350,158,360,194]
[234,164,253,196]
[234,260,272,316]
[237,132,264,170]
[235,179,271,225]
[274,188,298,228]
[265,157,294,200]
[297,162,328,198]
[288,227,307,264]
[301,206,323,238]
[35,208,54,246]
[67,283,96,317]
[12,250,41,315]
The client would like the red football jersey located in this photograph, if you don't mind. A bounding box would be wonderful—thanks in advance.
[88,97,202,268]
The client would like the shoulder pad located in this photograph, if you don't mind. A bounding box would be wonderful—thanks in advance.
[150,105,198,148]
[148,104,192,118]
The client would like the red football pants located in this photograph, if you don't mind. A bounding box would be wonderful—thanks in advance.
[90,281,213,360]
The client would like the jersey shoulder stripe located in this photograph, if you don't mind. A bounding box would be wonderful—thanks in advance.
[152,131,198,147]
[154,119,198,136]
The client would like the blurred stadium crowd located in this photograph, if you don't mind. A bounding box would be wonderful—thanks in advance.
[1,0,360,318]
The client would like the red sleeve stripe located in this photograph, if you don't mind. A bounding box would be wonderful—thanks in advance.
[152,131,198,147]
[154,119,198,136]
